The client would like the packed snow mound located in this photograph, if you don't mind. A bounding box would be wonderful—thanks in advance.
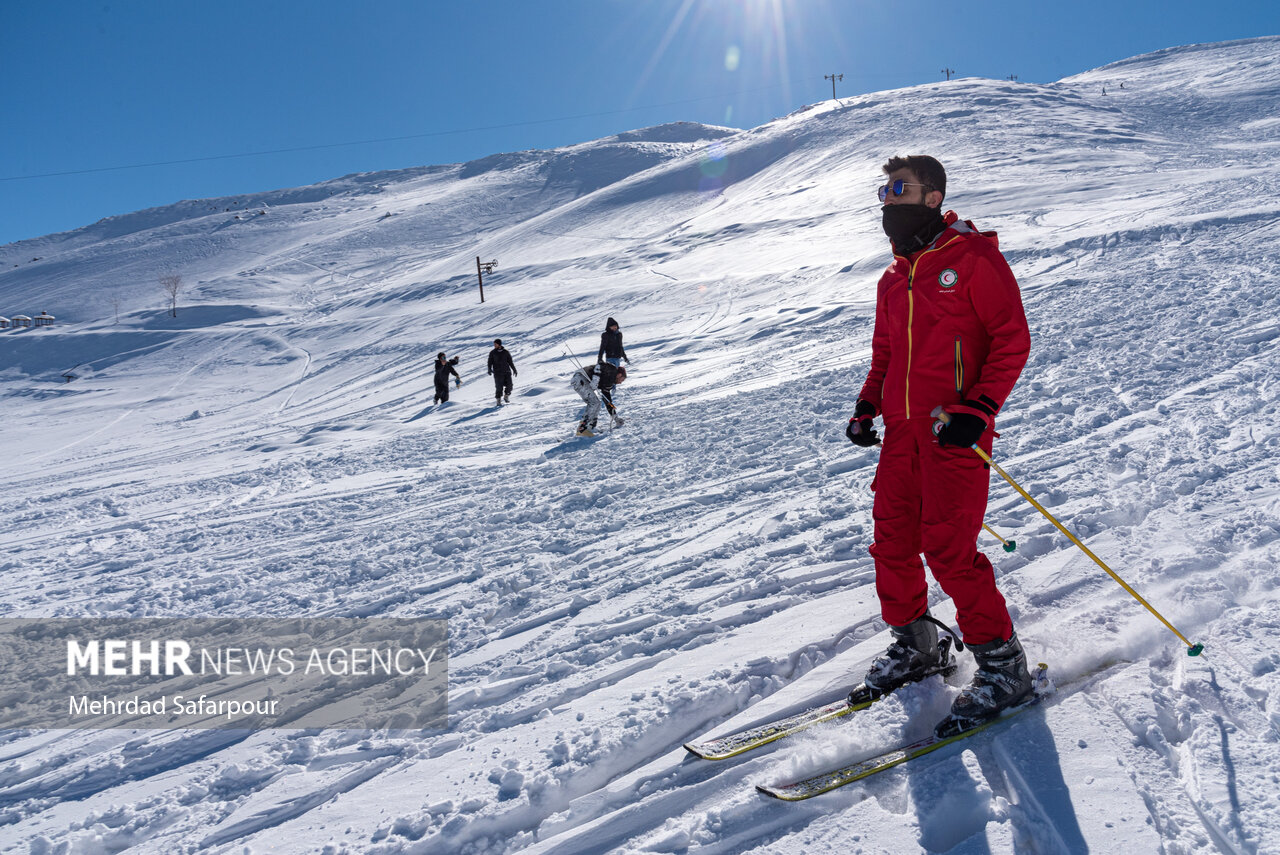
[0,125,739,261]
[1063,35,1280,146]
[609,121,740,144]
[1,37,1280,855]
[1065,35,1280,97]
[0,119,747,323]
[3,164,455,252]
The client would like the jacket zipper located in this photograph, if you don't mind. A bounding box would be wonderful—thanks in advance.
[954,335,964,393]
[906,275,914,419]
[901,234,962,420]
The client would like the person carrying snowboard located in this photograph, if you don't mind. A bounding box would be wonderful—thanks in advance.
[571,361,625,437]
[487,339,517,405]
[433,352,461,404]
[596,317,630,368]
[846,155,1034,736]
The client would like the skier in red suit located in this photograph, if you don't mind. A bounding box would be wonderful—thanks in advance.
[847,155,1034,731]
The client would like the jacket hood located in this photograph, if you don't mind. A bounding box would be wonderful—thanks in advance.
[605,317,619,330]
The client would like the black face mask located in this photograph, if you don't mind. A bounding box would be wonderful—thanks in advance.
[882,204,946,254]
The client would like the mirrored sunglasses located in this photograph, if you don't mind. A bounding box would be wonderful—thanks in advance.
[878,179,931,202]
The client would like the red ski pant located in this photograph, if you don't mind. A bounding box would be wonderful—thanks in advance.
[869,418,1012,646]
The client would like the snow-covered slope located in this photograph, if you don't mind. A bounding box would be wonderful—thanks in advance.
[2,36,1279,854]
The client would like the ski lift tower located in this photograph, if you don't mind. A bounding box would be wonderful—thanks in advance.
[476,257,498,303]
[824,73,843,101]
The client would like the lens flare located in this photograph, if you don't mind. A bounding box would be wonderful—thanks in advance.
[699,141,729,178]
[698,141,729,197]
[725,44,741,71]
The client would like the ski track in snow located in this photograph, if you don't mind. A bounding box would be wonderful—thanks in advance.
[1,36,1279,855]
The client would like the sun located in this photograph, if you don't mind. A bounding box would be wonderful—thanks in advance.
[625,0,830,126]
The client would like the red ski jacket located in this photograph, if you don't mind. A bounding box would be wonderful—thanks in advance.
[858,212,1030,426]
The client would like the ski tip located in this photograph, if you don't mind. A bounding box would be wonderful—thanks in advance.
[755,784,795,801]
[684,743,735,761]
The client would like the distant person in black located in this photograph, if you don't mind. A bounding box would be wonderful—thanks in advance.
[433,352,461,404]
[597,317,630,368]
[487,339,517,405]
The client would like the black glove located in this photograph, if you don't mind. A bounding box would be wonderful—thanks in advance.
[935,412,986,448]
[846,399,879,447]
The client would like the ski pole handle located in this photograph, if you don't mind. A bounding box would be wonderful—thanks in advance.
[930,407,975,446]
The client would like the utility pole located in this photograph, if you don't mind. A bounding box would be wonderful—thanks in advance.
[476,257,497,303]
[824,73,844,101]
[941,67,955,81]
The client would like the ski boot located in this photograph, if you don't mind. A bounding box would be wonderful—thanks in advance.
[504,393,510,403]
[852,613,960,704]
[576,421,595,437]
[934,632,1034,737]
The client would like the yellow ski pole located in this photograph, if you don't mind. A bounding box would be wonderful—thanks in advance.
[932,408,1203,656]
[983,523,1017,553]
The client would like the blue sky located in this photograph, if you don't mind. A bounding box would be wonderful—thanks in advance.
[1,0,1275,246]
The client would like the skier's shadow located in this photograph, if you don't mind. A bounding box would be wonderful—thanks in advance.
[541,435,604,459]
[405,405,437,423]
[405,402,495,424]
[454,406,500,424]
[906,709,1086,853]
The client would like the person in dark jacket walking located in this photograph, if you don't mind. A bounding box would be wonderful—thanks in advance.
[487,339,517,405]
[597,317,630,368]
[433,352,461,404]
